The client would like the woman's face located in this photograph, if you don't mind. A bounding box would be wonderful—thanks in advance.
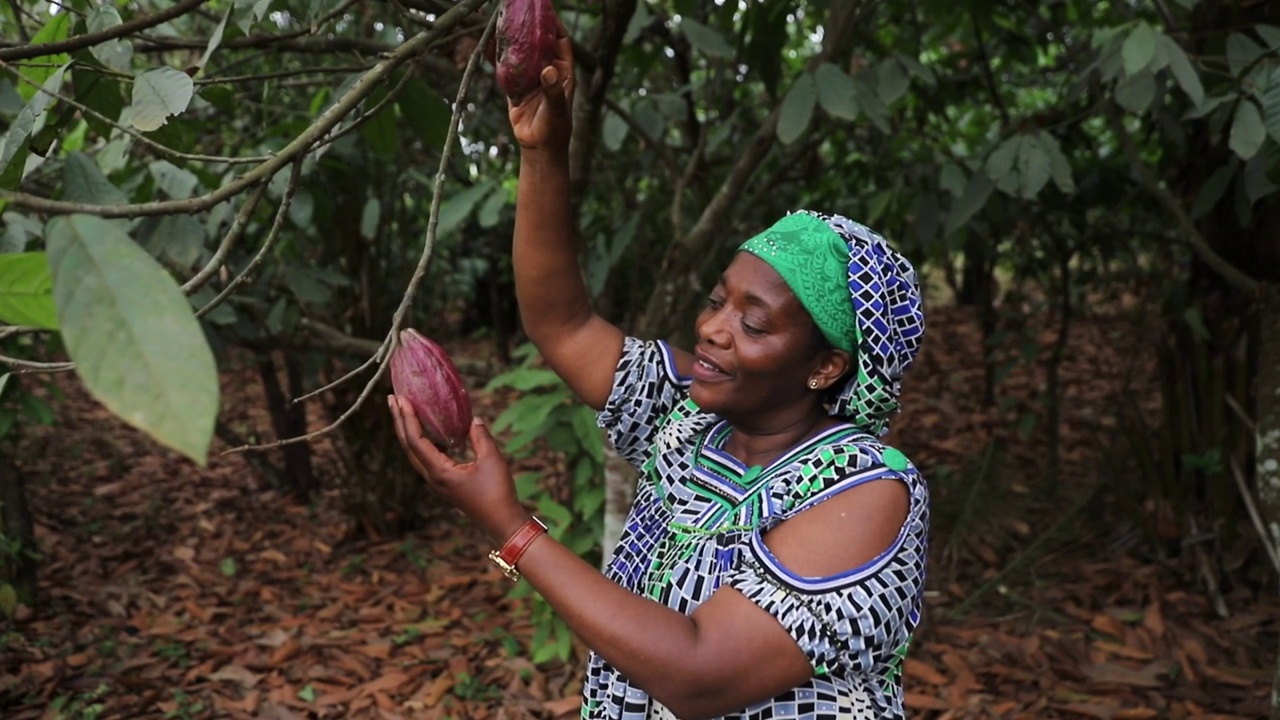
[689,252,826,419]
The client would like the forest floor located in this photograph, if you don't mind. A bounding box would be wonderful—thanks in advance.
[0,305,1275,720]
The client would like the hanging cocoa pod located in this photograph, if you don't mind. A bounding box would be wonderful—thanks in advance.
[495,0,558,101]
[390,329,474,452]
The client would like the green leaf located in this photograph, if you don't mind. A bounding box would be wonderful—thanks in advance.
[19,13,71,101]
[602,109,629,151]
[1257,25,1280,51]
[1122,22,1157,77]
[945,173,994,236]
[130,67,195,132]
[0,252,58,329]
[87,5,134,72]
[149,160,199,199]
[436,180,497,237]
[1244,148,1278,205]
[1264,68,1280,144]
[1190,161,1236,219]
[875,59,910,105]
[940,163,966,198]
[485,366,562,392]
[1039,132,1076,194]
[680,19,734,58]
[395,78,450,152]
[814,63,858,121]
[0,373,9,399]
[1226,32,1265,78]
[196,7,233,71]
[0,65,66,191]
[46,214,219,465]
[985,136,1020,180]
[360,197,381,240]
[63,151,127,206]
[777,72,817,145]
[220,557,237,576]
[144,215,206,270]
[1115,71,1156,113]
[297,683,316,703]
[1229,100,1266,160]
[1160,35,1204,108]
[360,87,397,160]
[477,185,507,229]
[1016,135,1052,199]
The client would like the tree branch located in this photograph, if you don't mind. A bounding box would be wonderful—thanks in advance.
[0,0,211,61]
[1103,99,1260,294]
[222,5,499,455]
[0,0,491,219]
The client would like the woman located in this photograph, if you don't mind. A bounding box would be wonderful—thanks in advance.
[389,22,928,720]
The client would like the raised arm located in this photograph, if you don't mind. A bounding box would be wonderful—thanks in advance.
[507,25,624,411]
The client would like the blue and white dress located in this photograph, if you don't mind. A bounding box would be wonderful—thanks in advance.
[581,338,930,720]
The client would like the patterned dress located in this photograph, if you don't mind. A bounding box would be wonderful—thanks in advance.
[582,338,929,720]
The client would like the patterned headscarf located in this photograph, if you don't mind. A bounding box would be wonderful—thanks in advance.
[739,210,925,435]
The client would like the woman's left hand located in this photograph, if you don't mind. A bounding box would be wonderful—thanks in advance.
[388,396,531,543]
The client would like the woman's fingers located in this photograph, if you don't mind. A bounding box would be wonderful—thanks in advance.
[388,397,445,480]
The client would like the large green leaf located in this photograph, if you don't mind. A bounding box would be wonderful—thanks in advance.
[0,252,58,329]
[19,14,70,101]
[436,181,498,237]
[63,151,127,205]
[777,72,817,145]
[1229,100,1266,160]
[1160,35,1204,108]
[1016,135,1052,199]
[1226,32,1265,78]
[130,67,195,132]
[46,215,219,465]
[87,5,134,72]
[1122,22,1156,77]
[1264,68,1280,144]
[1190,162,1236,219]
[0,65,66,191]
[815,63,858,121]
[681,19,734,58]
[945,173,994,236]
[1115,70,1156,113]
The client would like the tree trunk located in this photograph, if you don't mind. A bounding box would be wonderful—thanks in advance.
[0,447,37,612]
[257,352,317,501]
[1254,284,1280,720]
[600,442,636,569]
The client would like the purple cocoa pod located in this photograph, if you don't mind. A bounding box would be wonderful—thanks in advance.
[390,329,474,451]
[495,0,558,101]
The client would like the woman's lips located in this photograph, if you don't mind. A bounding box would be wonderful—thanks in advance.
[692,354,729,382]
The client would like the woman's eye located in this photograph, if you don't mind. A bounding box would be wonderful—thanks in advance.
[741,320,765,336]
[706,295,724,309]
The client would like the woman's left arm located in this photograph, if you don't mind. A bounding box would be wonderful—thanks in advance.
[390,398,907,720]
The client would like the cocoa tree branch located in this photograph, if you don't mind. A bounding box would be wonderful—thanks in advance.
[0,59,273,166]
[222,5,499,454]
[196,159,304,319]
[1103,99,1260,294]
[5,0,31,42]
[181,183,268,295]
[0,0,491,219]
[0,0,211,61]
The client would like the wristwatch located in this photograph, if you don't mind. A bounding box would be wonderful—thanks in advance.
[488,517,547,582]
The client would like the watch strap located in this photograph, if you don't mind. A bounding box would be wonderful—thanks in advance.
[488,517,547,582]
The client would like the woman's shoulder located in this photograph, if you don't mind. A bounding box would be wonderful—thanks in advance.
[766,425,926,515]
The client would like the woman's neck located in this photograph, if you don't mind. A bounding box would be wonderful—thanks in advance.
[721,412,839,468]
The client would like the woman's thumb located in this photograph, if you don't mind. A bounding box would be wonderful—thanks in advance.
[468,417,496,453]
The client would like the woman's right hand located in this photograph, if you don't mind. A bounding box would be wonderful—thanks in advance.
[507,20,575,157]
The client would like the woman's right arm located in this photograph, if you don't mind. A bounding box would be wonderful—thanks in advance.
[508,26,623,411]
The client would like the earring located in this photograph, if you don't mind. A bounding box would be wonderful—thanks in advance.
[808,379,819,389]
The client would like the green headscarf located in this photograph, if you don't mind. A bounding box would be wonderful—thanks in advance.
[738,212,859,352]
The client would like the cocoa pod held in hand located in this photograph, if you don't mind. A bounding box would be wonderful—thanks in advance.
[495,0,558,101]
[390,329,474,452]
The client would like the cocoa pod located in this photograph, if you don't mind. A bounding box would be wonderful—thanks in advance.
[494,0,558,101]
[390,329,473,451]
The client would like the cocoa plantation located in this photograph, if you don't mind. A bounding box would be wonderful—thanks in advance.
[0,0,1276,718]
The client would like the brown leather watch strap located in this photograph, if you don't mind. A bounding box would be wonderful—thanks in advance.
[488,517,547,582]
